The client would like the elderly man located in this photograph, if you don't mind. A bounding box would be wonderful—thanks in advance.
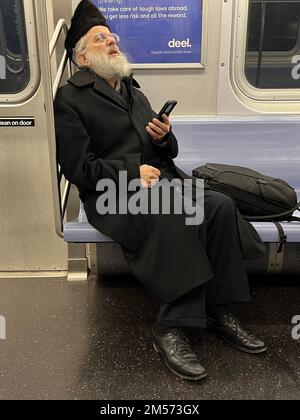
[55,0,267,381]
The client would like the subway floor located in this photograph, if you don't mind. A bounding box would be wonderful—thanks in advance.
[0,274,299,400]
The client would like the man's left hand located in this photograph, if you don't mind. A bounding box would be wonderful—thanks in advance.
[146,114,171,142]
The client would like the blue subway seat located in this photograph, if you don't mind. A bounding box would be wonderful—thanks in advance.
[63,214,300,244]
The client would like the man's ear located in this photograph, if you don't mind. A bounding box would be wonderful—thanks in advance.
[77,52,90,67]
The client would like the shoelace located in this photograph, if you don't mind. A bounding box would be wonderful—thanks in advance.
[226,313,258,341]
[166,330,198,362]
[224,313,238,331]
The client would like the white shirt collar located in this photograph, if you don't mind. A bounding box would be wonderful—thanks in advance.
[115,79,121,93]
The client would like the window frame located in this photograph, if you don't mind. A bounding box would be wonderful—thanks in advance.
[0,0,40,104]
[233,0,300,101]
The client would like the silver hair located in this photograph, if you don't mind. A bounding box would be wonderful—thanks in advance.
[72,35,88,69]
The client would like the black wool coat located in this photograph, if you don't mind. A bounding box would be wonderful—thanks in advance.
[54,70,265,304]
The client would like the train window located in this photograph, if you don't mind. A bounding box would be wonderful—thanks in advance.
[245,0,300,89]
[0,0,38,99]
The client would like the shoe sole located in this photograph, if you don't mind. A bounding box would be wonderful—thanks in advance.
[214,333,268,355]
[153,342,208,382]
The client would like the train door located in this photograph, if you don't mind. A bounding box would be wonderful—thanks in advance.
[0,0,67,278]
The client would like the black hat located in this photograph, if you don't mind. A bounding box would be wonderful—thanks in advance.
[65,0,110,61]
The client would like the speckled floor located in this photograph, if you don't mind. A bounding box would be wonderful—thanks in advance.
[0,275,299,400]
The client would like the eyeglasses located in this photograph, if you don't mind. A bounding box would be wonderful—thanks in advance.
[95,33,120,44]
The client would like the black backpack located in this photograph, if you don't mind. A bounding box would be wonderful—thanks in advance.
[193,163,300,252]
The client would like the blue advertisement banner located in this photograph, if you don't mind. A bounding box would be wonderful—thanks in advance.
[93,0,203,67]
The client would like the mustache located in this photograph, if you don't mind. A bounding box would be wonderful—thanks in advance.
[106,46,120,55]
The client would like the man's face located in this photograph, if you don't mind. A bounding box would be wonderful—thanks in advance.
[84,25,120,58]
[76,25,131,80]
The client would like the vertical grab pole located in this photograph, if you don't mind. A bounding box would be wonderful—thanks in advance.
[256,0,267,88]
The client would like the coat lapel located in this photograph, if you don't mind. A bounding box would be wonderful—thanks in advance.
[94,74,141,110]
[93,76,129,111]
[68,70,130,111]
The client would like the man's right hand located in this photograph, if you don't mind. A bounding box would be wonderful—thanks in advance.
[140,165,161,188]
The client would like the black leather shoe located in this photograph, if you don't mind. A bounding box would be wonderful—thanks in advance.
[207,312,267,354]
[153,324,208,381]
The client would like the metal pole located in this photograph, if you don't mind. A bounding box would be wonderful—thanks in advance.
[256,0,267,88]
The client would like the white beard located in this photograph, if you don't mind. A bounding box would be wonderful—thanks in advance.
[86,48,132,80]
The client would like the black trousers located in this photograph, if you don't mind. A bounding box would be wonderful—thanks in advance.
[158,189,251,328]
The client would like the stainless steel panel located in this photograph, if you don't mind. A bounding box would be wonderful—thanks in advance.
[0,0,67,275]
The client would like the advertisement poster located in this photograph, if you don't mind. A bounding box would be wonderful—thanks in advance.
[93,0,204,68]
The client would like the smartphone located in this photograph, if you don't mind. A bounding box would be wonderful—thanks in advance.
[157,100,178,121]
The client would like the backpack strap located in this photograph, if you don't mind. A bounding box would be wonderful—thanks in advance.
[273,222,287,254]
[244,201,300,222]
[288,216,300,222]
